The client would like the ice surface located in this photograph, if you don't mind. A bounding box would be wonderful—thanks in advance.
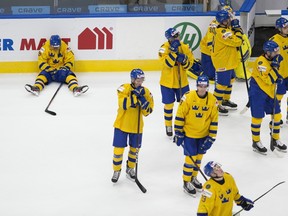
[0,72,287,216]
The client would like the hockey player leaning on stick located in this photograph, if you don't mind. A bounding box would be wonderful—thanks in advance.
[250,40,287,154]
[174,75,218,197]
[25,35,88,97]
[270,17,288,125]
[197,161,254,216]
[111,69,154,183]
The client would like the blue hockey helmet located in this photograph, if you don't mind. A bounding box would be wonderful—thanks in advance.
[50,35,61,48]
[196,75,209,87]
[219,0,230,6]
[275,17,288,29]
[165,28,180,40]
[216,10,230,24]
[130,68,145,81]
[204,161,221,177]
[263,40,279,53]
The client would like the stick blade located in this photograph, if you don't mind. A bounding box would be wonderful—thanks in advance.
[135,178,147,193]
[45,109,57,116]
[240,106,249,115]
[270,138,275,152]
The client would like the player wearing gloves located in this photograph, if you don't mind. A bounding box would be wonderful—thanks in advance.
[197,161,254,216]
[174,75,218,196]
[111,69,154,183]
[158,27,196,138]
[212,10,243,115]
[249,40,287,154]
[270,17,288,125]
[25,35,88,97]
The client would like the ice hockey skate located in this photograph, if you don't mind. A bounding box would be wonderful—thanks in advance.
[218,104,229,116]
[126,164,136,181]
[222,100,238,110]
[191,177,203,192]
[271,139,287,153]
[73,85,89,97]
[111,170,121,183]
[25,84,40,96]
[252,141,267,155]
[183,181,196,197]
[166,126,173,137]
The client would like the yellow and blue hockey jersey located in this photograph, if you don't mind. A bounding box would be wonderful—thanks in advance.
[174,90,218,139]
[234,34,252,79]
[211,26,242,71]
[158,41,194,88]
[251,55,279,99]
[270,33,288,79]
[200,19,218,56]
[113,83,154,134]
[38,40,74,72]
[197,172,242,216]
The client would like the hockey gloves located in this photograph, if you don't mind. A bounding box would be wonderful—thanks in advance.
[191,60,203,74]
[60,66,70,71]
[132,86,145,97]
[169,39,181,53]
[176,53,188,65]
[236,196,254,211]
[138,96,149,110]
[173,131,184,146]
[132,86,149,110]
[271,54,283,70]
[231,19,243,34]
[199,137,214,153]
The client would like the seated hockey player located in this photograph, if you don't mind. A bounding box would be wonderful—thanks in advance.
[197,161,254,216]
[249,40,287,154]
[25,35,88,97]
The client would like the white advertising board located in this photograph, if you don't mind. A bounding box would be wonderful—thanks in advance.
[0,16,216,62]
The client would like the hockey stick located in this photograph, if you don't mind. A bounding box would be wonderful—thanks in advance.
[134,104,147,193]
[239,45,250,115]
[270,83,278,152]
[45,82,63,116]
[233,181,285,216]
[181,144,208,181]
[178,64,182,98]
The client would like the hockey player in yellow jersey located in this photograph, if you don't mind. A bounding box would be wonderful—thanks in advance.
[250,41,287,154]
[197,161,254,216]
[174,75,218,196]
[270,17,288,125]
[198,19,218,82]
[111,69,154,183]
[212,10,243,116]
[158,27,196,138]
[25,35,88,96]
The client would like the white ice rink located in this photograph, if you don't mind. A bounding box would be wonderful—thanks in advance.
[0,71,287,216]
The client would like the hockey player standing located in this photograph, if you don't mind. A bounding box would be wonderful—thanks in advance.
[158,28,196,138]
[211,10,243,115]
[25,35,88,96]
[250,40,287,154]
[173,75,218,196]
[270,17,288,124]
[197,161,254,216]
[111,69,154,183]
